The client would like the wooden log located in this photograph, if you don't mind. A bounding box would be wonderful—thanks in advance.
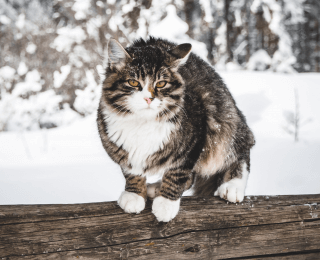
[0,195,320,259]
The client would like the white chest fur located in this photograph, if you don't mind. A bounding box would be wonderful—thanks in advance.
[104,110,174,175]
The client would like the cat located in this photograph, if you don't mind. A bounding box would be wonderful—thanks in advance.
[97,37,255,222]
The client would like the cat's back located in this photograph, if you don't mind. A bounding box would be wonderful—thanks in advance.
[181,53,232,98]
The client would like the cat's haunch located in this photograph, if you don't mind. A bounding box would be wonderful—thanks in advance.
[97,37,255,222]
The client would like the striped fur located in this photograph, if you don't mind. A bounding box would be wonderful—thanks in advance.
[97,37,255,221]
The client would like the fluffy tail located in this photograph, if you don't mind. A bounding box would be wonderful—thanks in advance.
[192,169,226,197]
[192,156,251,197]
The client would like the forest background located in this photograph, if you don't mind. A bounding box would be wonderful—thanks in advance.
[0,0,319,131]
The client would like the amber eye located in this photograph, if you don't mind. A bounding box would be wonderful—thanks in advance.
[156,81,167,88]
[128,80,139,87]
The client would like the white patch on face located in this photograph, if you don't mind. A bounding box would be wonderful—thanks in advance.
[127,76,161,117]
[141,77,151,98]
[152,196,180,222]
[118,191,145,213]
[103,109,175,175]
[214,163,249,203]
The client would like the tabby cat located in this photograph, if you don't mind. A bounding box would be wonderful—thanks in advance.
[97,37,255,222]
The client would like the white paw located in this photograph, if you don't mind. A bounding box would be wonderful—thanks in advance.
[152,196,180,222]
[214,178,246,203]
[147,182,161,199]
[118,191,145,214]
[214,164,249,203]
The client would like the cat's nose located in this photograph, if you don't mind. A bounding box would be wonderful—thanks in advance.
[144,97,154,104]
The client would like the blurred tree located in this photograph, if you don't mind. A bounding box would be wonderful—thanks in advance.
[0,0,319,131]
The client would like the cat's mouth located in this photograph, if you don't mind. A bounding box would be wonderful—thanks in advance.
[142,107,156,111]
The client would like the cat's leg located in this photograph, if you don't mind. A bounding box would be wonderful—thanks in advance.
[214,161,249,203]
[147,173,194,200]
[152,169,194,222]
[118,174,147,214]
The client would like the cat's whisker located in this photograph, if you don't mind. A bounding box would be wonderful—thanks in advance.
[163,108,173,123]
[168,102,188,119]
[163,107,182,128]
[112,103,130,117]
[163,109,175,126]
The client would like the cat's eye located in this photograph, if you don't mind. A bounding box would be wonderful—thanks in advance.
[128,80,139,87]
[156,81,167,88]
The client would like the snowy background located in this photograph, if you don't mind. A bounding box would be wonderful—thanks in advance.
[0,0,320,205]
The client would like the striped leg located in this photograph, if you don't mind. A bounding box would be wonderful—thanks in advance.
[152,169,193,222]
[118,174,147,214]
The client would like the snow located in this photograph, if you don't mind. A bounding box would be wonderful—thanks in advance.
[199,0,213,23]
[283,0,305,23]
[15,13,25,30]
[1,72,320,204]
[12,70,42,96]
[122,0,136,14]
[247,49,272,71]
[96,1,104,8]
[220,71,320,196]
[251,0,297,73]
[17,61,28,76]
[214,22,227,69]
[26,42,37,54]
[74,70,101,115]
[72,0,91,20]
[149,5,208,59]
[0,115,124,204]
[0,66,15,80]
[151,5,189,38]
[234,9,242,27]
[0,86,81,132]
[52,26,86,53]
[87,16,102,40]
[225,61,242,71]
[0,14,11,25]
[53,64,71,88]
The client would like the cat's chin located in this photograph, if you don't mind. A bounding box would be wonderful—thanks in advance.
[133,108,159,120]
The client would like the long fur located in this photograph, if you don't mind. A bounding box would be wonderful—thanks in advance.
[97,37,255,202]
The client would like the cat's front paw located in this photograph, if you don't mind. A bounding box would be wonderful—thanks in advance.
[214,178,245,203]
[152,196,180,222]
[118,191,145,214]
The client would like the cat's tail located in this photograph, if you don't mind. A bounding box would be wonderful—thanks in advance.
[192,157,251,197]
[192,170,226,197]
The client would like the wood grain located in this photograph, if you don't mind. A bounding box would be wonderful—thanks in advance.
[0,195,319,259]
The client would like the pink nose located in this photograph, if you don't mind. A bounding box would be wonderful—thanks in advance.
[144,97,153,104]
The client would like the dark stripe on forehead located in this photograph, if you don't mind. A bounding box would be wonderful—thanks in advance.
[157,67,171,79]
[140,67,146,79]
[129,72,136,78]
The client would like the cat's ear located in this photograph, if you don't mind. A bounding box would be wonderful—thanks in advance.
[106,38,132,69]
[169,43,192,67]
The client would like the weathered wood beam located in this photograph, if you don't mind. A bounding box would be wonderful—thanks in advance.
[1,195,320,259]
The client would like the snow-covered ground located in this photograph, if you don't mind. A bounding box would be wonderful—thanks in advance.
[1,71,320,205]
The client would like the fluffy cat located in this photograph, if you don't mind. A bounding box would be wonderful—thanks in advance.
[97,37,255,222]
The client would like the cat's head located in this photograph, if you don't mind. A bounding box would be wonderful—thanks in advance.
[102,37,192,120]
